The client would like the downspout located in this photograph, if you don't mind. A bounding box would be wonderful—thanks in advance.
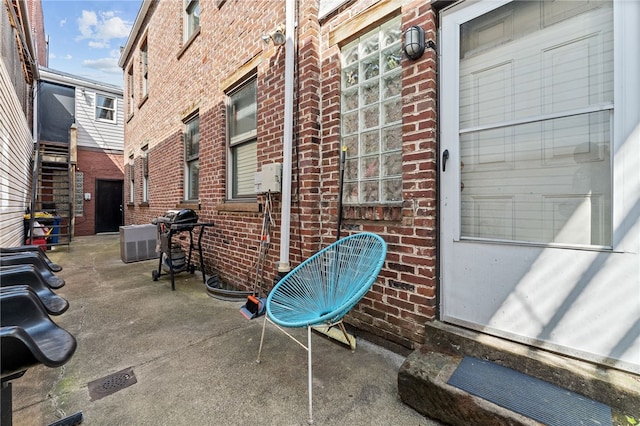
[277,0,296,275]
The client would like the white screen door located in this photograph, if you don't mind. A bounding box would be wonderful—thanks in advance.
[440,0,640,374]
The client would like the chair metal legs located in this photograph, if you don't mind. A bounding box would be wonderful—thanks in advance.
[306,326,313,424]
[256,313,269,363]
[257,316,315,424]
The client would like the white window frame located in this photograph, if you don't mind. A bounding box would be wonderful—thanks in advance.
[184,114,199,201]
[142,149,149,203]
[184,0,200,42]
[226,78,257,201]
[141,39,148,98]
[127,66,134,115]
[128,155,135,204]
[95,93,117,123]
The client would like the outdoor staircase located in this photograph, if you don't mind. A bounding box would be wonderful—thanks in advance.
[27,140,73,250]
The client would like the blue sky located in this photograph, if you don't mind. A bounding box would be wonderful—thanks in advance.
[42,0,142,87]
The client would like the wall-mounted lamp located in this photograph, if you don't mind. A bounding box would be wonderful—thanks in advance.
[262,25,286,46]
[403,25,425,60]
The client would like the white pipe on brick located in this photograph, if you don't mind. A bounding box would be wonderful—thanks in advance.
[278,0,295,274]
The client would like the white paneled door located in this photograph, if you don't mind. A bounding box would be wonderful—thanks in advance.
[440,0,640,374]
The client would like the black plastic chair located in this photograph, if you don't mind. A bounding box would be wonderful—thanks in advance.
[0,253,64,289]
[0,245,62,272]
[0,283,68,316]
[0,287,76,377]
[1,287,78,425]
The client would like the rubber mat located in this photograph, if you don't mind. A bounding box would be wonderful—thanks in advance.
[88,367,137,401]
[447,357,612,426]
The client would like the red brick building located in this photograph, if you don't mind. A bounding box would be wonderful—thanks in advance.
[119,0,436,351]
[120,0,640,376]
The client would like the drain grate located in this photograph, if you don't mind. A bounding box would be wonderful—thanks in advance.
[88,367,137,401]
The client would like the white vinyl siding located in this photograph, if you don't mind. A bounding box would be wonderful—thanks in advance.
[0,61,33,247]
[75,89,124,151]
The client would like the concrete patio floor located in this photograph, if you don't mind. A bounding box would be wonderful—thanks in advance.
[10,234,439,425]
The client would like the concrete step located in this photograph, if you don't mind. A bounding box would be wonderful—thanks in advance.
[398,321,640,425]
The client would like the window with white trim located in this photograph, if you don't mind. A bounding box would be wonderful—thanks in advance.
[227,78,257,200]
[127,66,134,114]
[142,148,149,203]
[128,155,134,204]
[340,17,403,205]
[185,0,200,41]
[95,94,116,122]
[184,114,199,201]
[141,39,148,98]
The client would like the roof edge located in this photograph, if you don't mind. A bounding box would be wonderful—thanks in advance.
[118,0,153,69]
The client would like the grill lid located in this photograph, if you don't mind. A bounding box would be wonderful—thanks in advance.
[173,209,198,224]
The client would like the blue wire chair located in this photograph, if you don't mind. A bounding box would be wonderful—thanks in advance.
[257,232,387,424]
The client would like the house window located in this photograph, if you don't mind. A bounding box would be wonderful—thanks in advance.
[185,0,200,41]
[141,39,148,98]
[340,17,403,205]
[142,148,149,203]
[227,78,257,200]
[95,94,116,122]
[127,66,134,115]
[184,114,199,201]
[128,155,134,204]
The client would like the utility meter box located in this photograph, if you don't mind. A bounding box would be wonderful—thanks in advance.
[255,163,282,193]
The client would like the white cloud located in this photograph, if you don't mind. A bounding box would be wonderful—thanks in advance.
[88,41,110,49]
[77,10,98,39]
[49,53,73,60]
[76,9,132,48]
[82,50,122,74]
[59,18,67,27]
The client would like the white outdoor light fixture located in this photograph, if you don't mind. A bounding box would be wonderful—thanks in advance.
[403,25,425,60]
[263,25,286,46]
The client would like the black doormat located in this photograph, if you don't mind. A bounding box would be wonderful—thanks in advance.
[88,367,137,401]
[447,357,612,426]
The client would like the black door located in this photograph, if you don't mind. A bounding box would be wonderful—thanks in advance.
[95,180,123,233]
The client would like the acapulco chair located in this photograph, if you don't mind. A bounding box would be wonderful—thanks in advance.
[256,232,387,424]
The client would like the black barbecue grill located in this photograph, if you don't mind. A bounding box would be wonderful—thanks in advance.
[151,210,213,290]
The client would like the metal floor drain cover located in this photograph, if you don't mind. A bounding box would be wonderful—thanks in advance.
[88,367,137,401]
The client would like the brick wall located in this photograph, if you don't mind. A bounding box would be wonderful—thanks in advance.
[121,0,437,352]
[75,147,124,236]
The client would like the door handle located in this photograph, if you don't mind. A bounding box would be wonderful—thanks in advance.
[442,149,449,172]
